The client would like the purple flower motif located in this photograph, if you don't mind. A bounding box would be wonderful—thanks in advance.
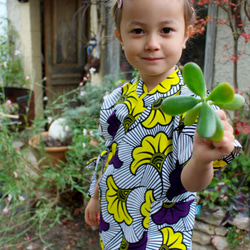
[120,232,147,249]
[128,232,147,249]
[109,149,123,168]
[107,111,121,138]
[99,213,109,232]
[152,199,193,225]
[166,161,186,200]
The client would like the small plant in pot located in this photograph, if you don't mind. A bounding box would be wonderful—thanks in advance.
[29,118,72,168]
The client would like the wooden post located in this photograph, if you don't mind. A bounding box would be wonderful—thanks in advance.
[204,3,218,90]
[103,2,120,77]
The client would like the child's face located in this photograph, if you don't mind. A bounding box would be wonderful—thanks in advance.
[115,0,191,86]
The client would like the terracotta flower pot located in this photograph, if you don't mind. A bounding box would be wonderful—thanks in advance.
[29,132,68,168]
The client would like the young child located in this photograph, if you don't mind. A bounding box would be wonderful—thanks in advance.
[85,0,242,249]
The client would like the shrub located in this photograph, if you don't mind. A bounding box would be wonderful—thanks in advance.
[0,72,124,247]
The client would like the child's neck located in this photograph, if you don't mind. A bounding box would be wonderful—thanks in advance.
[140,67,177,92]
[144,81,160,92]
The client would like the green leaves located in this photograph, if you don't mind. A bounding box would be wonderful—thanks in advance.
[161,62,245,142]
[182,62,207,99]
[217,94,245,110]
[197,103,216,138]
[210,112,224,142]
[184,102,202,126]
[161,96,201,116]
[206,82,234,104]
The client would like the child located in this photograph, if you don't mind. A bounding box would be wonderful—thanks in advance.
[85,0,242,249]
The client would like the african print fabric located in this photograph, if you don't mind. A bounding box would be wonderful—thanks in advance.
[89,68,242,250]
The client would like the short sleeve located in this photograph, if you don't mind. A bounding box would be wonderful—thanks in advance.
[213,139,242,171]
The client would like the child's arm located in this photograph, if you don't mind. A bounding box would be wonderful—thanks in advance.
[181,110,235,192]
[84,175,101,226]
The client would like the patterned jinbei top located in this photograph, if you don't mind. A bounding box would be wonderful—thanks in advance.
[88,68,242,250]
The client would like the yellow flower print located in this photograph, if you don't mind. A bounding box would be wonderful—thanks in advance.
[142,98,172,128]
[123,98,146,132]
[100,238,104,250]
[131,133,173,174]
[104,143,117,172]
[106,176,133,225]
[160,227,186,250]
[143,69,180,95]
[213,159,227,171]
[120,235,129,250]
[157,72,180,92]
[117,83,137,110]
[141,190,155,229]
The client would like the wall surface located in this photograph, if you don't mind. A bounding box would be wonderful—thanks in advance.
[0,0,7,19]
[7,0,43,116]
[214,7,250,93]
[0,0,7,34]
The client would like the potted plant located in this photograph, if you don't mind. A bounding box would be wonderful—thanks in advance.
[28,123,71,169]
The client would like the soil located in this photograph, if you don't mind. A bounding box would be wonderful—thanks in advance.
[29,191,101,250]
[28,214,101,250]
[5,190,101,250]
[43,135,69,147]
[2,137,100,250]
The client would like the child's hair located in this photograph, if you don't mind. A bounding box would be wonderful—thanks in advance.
[111,0,196,31]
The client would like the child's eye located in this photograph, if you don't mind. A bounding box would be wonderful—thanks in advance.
[161,27,172,34]
[132,28,144,35]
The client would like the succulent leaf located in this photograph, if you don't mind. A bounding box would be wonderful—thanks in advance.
[182,62,207,99]
[161,96,201,116]
[217,94,245,110]
[197,103,216,138]
[207,82,234,104]
[210,111,224,142]
[184,102,202,126]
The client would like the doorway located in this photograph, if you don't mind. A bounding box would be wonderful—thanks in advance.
[42,0,89,101]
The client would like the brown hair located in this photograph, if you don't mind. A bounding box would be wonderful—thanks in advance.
[111,0,196,32]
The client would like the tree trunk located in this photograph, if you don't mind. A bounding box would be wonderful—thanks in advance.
[204,3,218,90]
[244,133,250,156]
[233,37,239,90]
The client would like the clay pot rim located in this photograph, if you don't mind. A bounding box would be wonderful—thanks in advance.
[29,131,69,152]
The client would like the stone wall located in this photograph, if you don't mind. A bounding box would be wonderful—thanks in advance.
[192,206,250,250]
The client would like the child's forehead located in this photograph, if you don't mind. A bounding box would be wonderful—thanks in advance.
[121,0,185,22]
[122,0,184,7]
[121,0,184,13]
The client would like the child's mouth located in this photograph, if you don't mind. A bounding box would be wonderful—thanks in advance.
[143,57,162,62]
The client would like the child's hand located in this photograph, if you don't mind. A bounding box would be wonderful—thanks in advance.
[192,110,235,163]
[84,198,100,226]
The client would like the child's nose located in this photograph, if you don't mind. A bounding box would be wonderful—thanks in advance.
[145,34,160,51]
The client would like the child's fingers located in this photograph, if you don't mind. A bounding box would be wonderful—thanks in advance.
[215,109,227,121]
[212,129,234,155]
[84,198,100,226]
[212,110,235,154]
[96,213,100,224]
[85,208,96,225]
[193,108,235,162]
[84,210,92,225]
[215,110,233,134]
[85,212,97,226]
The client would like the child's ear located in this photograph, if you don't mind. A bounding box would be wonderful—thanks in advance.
[114,28,124,47]
[183,25,193,49]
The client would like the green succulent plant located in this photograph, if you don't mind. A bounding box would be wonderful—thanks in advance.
[161,62,245,142]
